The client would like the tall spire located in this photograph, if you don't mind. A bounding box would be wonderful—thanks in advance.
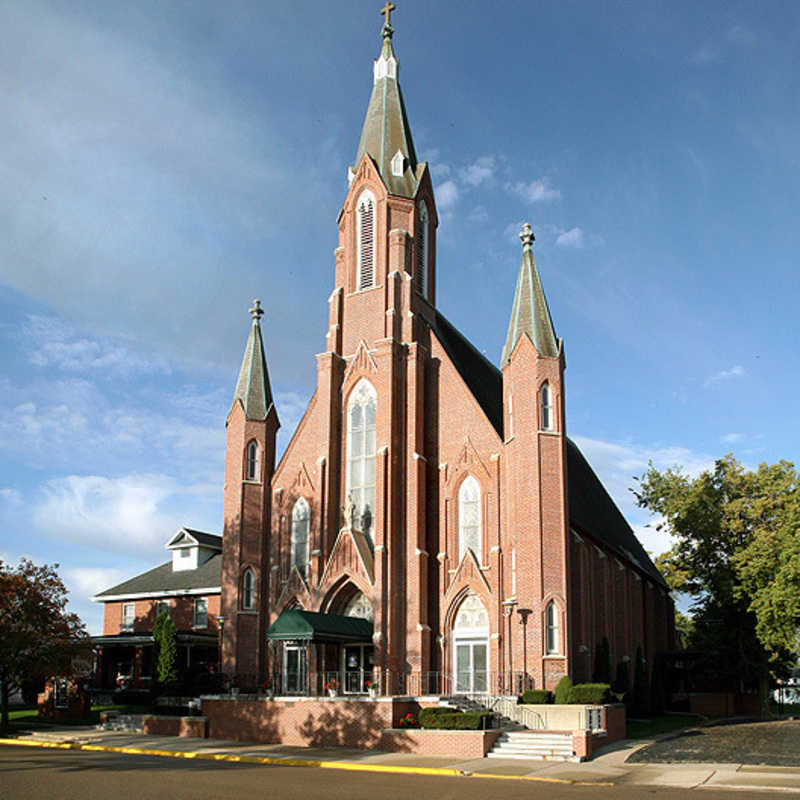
[233,299,276,421]
[352,3,419,198]
[501,224,559,364]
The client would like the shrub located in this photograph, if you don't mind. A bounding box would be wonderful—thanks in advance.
[520,689,552,704]
[554,675,573,705]
[418,707,459,726]
[397,712,418,728]
[566,683,611,704]
[420,711,492,730]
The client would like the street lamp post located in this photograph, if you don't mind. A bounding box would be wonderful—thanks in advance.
[517,608,532,691]
[502,599,518,694]
[216,616,226,677]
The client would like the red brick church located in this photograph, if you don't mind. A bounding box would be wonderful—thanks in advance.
[220,10,675,697]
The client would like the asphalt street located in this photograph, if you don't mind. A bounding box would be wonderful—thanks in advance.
[0,745,782,800]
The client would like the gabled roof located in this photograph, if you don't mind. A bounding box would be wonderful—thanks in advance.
[425,310,665,587]
[566,439,667,588]
[232,300,276,422]
[92,553,222,600]
[165,528,222,550]
[428,310,504,438]
[353,26,420,198]
[501,224,559,364]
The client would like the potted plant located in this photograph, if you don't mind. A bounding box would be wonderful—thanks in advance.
[325,679,340,698]
[230,675,240,698]
[397,712,418,729]
[365,679,377,699]
[261,678,274,700]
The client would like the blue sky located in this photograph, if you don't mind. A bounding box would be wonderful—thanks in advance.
[1,0,798,633]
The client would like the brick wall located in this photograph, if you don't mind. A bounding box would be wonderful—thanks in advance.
[102,594,220,636]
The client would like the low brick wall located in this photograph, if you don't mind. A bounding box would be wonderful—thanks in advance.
[202,697,397,748]
[142,715,208,738]
[380,728,502,758]
[572,704,627,760]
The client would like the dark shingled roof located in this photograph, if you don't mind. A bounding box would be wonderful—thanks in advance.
[429,310,504,438]
[176,529,222,549]
[427,310,666,588]
[94,553,222,598]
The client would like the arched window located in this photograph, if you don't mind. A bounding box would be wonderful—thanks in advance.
[346,379,377,542]
[545,600,560,654]
[357,191,375,290]
[458,476,481,563]
[242,568,254,610]
[540,382,553,431]
[291,497,310,577]
[414,200,429,298]
[344,591,373,621]
[246,440,259,480]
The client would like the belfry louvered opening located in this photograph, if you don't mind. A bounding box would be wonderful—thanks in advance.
[357,191,375,290]
[414,200,429,298]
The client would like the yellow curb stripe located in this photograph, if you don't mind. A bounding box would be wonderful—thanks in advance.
[0,738,613,786]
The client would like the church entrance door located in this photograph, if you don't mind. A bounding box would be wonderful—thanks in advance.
[342,643,373,694]
[283,644,306,695]
[454,640,488,694]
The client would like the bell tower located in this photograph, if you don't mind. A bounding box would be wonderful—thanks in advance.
[220,300,280,682]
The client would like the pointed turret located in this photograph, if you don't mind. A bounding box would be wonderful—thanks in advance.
[233,299,276,421]
[351,4,420,197]
[501,223,559,364]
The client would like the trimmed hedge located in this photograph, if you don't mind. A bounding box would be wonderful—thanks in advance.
[417,707,457,727]
[554,676,573,705]
[520,689,552,704]
[419,709,493,730]
[566,683,612,704]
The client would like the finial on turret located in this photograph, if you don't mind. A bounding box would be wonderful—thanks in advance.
[380,1,396,39]
[249,299,264,323]
[519,222,535,250]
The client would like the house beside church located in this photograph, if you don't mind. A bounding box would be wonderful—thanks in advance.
[91,8,674,701]
[91,529,221,690]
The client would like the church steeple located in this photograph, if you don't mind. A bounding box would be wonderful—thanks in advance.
[232,299,277,422]
[352,3,419,198]
[501,223,559,364]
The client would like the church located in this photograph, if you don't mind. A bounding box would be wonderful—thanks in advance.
[219,7,675,698]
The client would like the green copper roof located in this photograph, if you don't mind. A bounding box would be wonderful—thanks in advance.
[233,300,275,421]
[501,223,559,364]
[266,609,373,643]
[353,26,420,197]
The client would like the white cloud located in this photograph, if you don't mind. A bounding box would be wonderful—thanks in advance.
[721,432,743,444]
[572,434,715,558]
[33,473,188,555]
[631,518,674,559]
[507,178,560,203]
[555,227,584,248]
[0,488,21,506]
[705,365,745,386]
[65,566,128,599]
[726,25,756,46]
[436,180,459,210]
[431,162,451,179]
[690,44,721,64]
[23,315,170,376]
[461,155,496,187]
[503,220,527,244]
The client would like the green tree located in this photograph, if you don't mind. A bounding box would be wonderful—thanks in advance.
[153,611,178,686]
[635,455,799,714]
[674,611,695,649]
[0,559,88,733]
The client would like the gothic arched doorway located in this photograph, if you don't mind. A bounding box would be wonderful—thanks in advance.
[452,593,489,695]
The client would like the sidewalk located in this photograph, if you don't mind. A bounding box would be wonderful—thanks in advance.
[3,726,800,793]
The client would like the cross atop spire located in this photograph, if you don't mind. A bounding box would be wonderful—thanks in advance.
[380,2,396,38]
[249,298,264,322]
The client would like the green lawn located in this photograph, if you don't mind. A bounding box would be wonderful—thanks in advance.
[626,714,702,739]
[4,703,154,733]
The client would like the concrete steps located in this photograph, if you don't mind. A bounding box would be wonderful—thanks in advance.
[486,731,576,761]
[96,713,145,732]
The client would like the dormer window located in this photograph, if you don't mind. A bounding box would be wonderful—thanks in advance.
[246,440,259,480]
[414,200,429,299]
[540,382,553,431]
[391,149,405,177]
[357,191,375,290]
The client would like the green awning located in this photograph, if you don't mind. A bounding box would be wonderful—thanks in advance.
[266,610,373,643]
